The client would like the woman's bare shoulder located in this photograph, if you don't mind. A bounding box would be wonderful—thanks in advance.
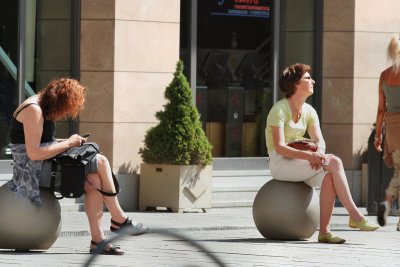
[381,66,400,85]
[14,98,42,122]
[381,66,393,76]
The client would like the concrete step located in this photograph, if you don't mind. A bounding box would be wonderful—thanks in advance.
[213,174,270,187]
[211,158,271,208]
[0,160,13,187]
[0,160,13,173]
[212,157,269,171]
[212,185,265,208]
[0,175,12,186]
[212,188,257,204]
[212,200,255,208]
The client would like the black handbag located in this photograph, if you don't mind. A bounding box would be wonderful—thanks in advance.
[50,142,120,199]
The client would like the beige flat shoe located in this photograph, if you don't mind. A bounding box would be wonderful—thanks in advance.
[318,232,346,244]
[349,218,379,231]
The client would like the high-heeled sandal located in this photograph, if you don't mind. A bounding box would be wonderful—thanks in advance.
[89,240,124,255]
[110,217,147,236]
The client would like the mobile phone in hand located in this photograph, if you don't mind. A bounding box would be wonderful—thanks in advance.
[81,133,91,138]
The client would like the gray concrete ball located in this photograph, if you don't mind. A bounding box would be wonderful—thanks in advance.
[252,180,319,240]
[0,184,62,250]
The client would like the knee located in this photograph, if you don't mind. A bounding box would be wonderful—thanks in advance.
[96,154,110,169]
[328,155,343,171]
[85,173,101,192]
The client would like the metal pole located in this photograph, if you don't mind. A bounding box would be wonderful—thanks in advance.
[272,0,280,104]
[17,0,27,104]
[71,0,81,80]
[71,0,81,135]
[314,0,324,118]
[190,0,197,104]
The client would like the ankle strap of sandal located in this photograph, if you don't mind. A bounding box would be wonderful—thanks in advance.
[111,217,131,227]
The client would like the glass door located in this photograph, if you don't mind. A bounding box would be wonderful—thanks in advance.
[0,0,18,159]
[0,0,79,160]
[196,0,274,157]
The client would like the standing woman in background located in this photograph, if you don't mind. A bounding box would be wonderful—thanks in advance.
[375,34,400,230]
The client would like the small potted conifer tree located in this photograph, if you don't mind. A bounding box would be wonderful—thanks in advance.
[139,60,213,213]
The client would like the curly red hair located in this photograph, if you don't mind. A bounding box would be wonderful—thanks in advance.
[38,78,87,121]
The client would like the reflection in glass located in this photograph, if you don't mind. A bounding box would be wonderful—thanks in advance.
[0,0,18,159]
[196,1,274,157]
[0,0,76,159]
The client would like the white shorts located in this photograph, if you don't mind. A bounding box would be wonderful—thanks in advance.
[268,151,329,188]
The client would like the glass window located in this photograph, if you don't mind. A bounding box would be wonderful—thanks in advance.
[179,0,320,158]
[0,0,18,159]
[196,0,274,157]
[0,0,78,159]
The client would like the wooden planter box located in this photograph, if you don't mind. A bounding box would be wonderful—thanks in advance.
[139,163,212,213]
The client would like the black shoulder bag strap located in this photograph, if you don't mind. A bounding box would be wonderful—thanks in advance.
[50,159,63,199]
[81,143,120,197]
[85,171,120,197]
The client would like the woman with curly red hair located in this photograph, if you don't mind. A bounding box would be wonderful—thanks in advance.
[7,78,145,255]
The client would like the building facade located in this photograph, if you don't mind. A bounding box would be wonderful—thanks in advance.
[1,0,400,208]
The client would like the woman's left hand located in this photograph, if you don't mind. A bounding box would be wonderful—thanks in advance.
[67,134,88,148]
[311,153,334,170]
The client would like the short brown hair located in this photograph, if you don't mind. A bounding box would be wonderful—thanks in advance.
[38,78,87,121]
[279,63,311,97]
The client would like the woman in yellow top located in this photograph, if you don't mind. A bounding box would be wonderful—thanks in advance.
[375,34,400,230]
[266,63,379,244]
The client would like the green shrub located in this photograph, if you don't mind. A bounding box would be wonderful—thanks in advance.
[139,60,213,165]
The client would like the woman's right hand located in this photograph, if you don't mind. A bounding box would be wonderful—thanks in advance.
[374,136,382,152]
[67,134,88,148]
[307,152,325,170]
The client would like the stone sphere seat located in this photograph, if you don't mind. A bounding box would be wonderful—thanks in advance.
[252,179,320,240]
[0,183,62,250]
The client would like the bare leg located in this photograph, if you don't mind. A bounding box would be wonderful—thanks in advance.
[323,155,363,221]
[84,175,105,243]
[89,154,141,229]
[319,173,336,234]
[385,194,394,209]
[84,176,125,253]
[383,166,398,210]
[94,155,126,222]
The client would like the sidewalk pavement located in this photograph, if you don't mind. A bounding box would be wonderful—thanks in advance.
[1,207,400,267]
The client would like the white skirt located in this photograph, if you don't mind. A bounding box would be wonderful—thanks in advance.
[268,151,329,188]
